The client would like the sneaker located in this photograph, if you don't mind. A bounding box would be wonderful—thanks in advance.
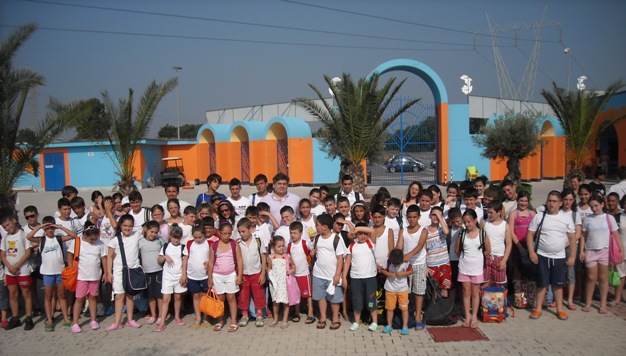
[368,323,378,332]
[349,322,360,331]
[382,325,393,333]
[239,316,249,327]
[71,324,82,333]
[105,323,123,332]
[96,303,105,317]
[255,318,264,327]
[126,320,142,328]
[90,321,100,330]
[155,318,162,325]
[105,306,115,316]
[146,317,156,325]
[23,317,35,331]
[401,327,409,335]
[5,317,21,330]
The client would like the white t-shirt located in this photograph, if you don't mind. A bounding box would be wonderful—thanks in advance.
[502,199,517,219]
[578,206,593,223]
[384,217,400,245]
[300,216,317,244]
[310,205,326,217]
[609,181,626,199]
[402,227,426,265]
[252,227,270,253]
[461,206,484,224]
[289,239,310,277]
[180,222,193,245]
[160,199,191,219]
[417,208,432,229]
[383,261,411,292]
[187,240,210,280]
[273,226,291,245]
[55,217,80,237]
[1,229,32,277]
[374,227,392,266]
[347,240,377,279]
[529,211,575,259]
[583,213,618,250]
[68,238,107,281]
[39,236,65,275]
[312,233,346,281]
[98,215,116,246]
[160,242,187,281]
[484,220,506,257]
[129,208,149,234]
[108,232,142,271]
[228,196,251,217]
[239,238,263,275]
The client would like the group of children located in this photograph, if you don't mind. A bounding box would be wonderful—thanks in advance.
[1,170,625,335]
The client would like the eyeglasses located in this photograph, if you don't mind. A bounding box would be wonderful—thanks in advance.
[24,215,36,219]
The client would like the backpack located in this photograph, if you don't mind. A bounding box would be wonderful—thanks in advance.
[162,242,185,258]
[287,240,311,267]
[312,233,341,268]
[480,283,514,322]
[211,239,238,271]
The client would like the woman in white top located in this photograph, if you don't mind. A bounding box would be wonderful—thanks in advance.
[580,195,623,313]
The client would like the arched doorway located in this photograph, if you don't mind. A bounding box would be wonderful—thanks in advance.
[369,59,449,183]
[199,129,217,174]
[267,122,289,176]
[231,126,250,183]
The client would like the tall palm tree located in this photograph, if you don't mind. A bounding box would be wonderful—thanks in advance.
[101,79,177,194]
[0,24,82,210]
[293,73,420,191]
[541,81,625,186]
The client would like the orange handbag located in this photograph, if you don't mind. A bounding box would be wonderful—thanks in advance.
[199,288,224,318]
[61,238,81,292]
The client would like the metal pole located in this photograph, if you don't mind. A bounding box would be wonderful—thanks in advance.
[172,66,182,139]
[564,48,571,90]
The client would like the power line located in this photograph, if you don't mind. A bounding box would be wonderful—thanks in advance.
[25,0,494,48]
[0,24,474,52]
[282,0,562,43]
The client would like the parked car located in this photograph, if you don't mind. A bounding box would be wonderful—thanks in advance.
[431,160,436,169]
[385,155,425,173]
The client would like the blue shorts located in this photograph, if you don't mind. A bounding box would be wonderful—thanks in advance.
[187,278,209,294]
[43,274,62,287]
[537,255,566,289]
[311,276,343,303]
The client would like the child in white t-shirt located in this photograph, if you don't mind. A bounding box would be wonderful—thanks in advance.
[180,206,197,245]
[186,226,211,328]
[68,222,107,333]
[379,248,413,335]
[155,225,189,332]
[228,178,252,217]
[237,219,267,328]
[287,222,314,324]
[138,221,164,325]
[25,216,76,331]
[274,206,296,244]
[298,198,317,243]
[385,198,401,245]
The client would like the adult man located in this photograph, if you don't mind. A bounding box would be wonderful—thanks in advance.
[335,174,361,207]
[159,182,192,219]
[260,173,300,224]
[526,190,576,321]
[609,166,626,199]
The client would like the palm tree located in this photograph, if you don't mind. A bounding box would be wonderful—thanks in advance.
[0,24,82,210]
[541,81,626,186]
[293,73,420,192]
[100,79,177,194]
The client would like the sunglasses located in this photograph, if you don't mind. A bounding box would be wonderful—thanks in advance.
[25,215,36,219]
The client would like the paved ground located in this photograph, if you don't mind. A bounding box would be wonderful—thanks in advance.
[3,180,626,355]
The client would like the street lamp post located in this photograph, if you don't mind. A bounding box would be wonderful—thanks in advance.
[172,66,182,139]
[564,48,571,91]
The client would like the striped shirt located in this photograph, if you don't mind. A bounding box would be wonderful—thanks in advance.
[425,226,449,267]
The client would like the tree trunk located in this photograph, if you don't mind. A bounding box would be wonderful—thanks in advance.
[341,160,366,196]
[505,158,522,186]
[0,192,18,216]
[116,179,138,196]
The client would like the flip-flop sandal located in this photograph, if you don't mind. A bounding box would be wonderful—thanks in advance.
[461,321,470,328]
[415,322,426,331]
[174,319,186,326]
[567,304,577,311]
[556,311,568,320]
[291,315,301,323]
[529,311,542,319]
[316,321,326,329]
[228,324,238,332]
[305,317,317,324]
[581,306,590,312]
[192,322,202,329]
[280,322,289,329]
[268,320,279,328]
[598,308,608,314]
[155,324,167,332]
[329,321,341,330]
[45,323,54,332]
[470,320,478,329]
[213,323,223,331]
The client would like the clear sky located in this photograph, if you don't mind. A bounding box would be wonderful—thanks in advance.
[2,0,625,137]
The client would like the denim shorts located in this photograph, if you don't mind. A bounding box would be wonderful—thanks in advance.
[187,278,209,294]
[311,276,343,303]
[43,274,62,287]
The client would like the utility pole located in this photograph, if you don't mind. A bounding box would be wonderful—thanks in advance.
[172,66,182,139]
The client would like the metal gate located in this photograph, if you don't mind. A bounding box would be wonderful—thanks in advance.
[369,98,436,185]
[209,143,216,174]
[241,141,250,183]
[277,139,288,175]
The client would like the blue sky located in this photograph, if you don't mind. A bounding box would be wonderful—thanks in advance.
[2,0,625,137]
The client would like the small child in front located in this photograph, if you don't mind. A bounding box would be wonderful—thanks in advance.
[156,225,189,332]
[378,248,413,335]
[267,236,295,329]
[237,218,267,328]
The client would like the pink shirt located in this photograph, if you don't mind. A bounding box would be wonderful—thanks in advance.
[213,245,236,275]
[513,210,533,243]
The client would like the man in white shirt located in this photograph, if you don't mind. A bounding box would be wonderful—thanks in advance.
[248,174,270,207]
[159,182,192,219]
[228,178,251,218]
[609,166,626,199]
[335,174,361,207]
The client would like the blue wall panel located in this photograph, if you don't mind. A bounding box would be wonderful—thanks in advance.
[312,139,340,184]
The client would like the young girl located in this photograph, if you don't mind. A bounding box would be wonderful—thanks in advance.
[208,222,243,332]
[210,195,224,227]
[106,214,142,331]
[370,206,394,266]
[166,199,183,225]
[401,181,422,227]
[69,222,107,333]
[507,190,536,281]
[456,210,491,328]
[151,204,170,243]
[378,248,412,335]
[267,236,296,329]
[580,195,623,314]
[561,189,583,309]
[428,185,445,209]
[187,225,211,328]
[351,202,371,226]
[298,198,317,243]
[138,220,164,325]
[481,201,512,286]
[577,184,593,222]
[155,225,188,331]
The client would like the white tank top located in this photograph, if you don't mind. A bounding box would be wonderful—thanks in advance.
[484,220,506,256]
[458,229,484,276]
